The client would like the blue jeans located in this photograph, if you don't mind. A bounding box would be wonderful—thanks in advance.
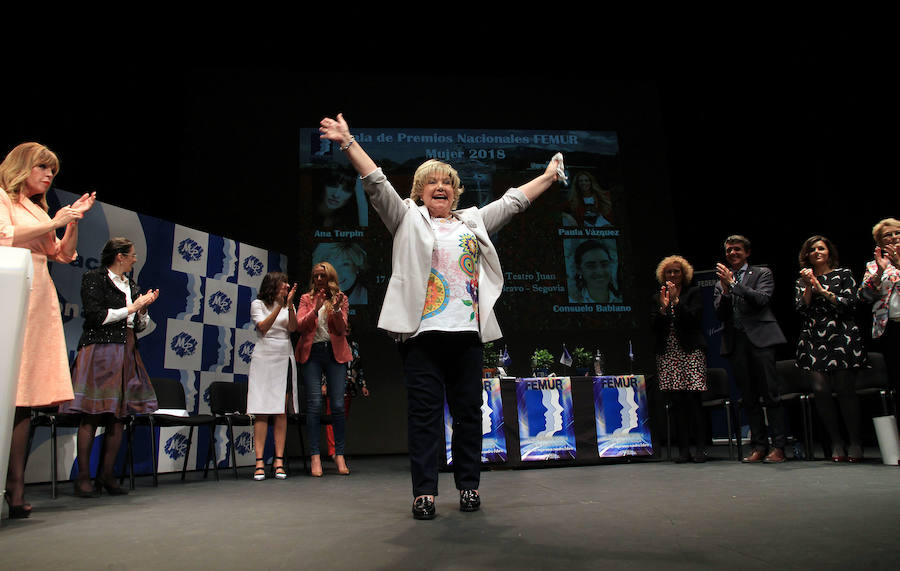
[302,342,347,455]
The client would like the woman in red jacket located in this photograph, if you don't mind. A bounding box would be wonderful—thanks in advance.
[296,261,352,477]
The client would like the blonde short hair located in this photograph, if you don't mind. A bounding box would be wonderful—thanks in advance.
[872,218,900,244]
[410,160,464,209]
[0,142,60,212]
[655,255,694,286]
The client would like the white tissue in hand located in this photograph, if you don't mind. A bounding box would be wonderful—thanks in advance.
[551,152,567,183]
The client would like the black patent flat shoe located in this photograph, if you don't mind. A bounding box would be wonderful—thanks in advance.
[459,489,481,512]
[412,496,436,520]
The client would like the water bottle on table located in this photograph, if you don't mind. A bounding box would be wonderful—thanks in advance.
[594,350,605,376]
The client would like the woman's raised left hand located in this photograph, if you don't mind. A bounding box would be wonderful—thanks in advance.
[71,192,97,214]
[801,268,826,294]
[544,157,560,182]
[286,283,297,306]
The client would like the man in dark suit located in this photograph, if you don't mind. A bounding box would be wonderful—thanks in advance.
[714,235,788,463]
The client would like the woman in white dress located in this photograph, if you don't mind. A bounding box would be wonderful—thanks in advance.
[247,272,298,480]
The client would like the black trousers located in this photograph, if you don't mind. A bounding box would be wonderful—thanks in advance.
[668,390,707,453]
[877,319,900,395]
[399,331,483,497]
[729,330,787,450]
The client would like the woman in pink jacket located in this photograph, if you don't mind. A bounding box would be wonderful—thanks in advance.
[295,261,352,477]
[1,142,95,517]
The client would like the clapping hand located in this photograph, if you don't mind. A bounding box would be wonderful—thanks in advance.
[71,192,97,214]
[889,244,900,266]
[715,263,734,291]
[876,245,899,272]
[800,268,824,293]
[286,283,297,307]
[659,284,671,313]
[666,281,680,305]
[131,289,160,314]
[313,291,326,311]
[52,206,83,227]
[332,291,346,310]
[799,268,815,287]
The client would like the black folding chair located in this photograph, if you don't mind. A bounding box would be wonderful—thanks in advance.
[664,368,739,460]
[856,352,895,416]
[208,381,256,479]
[129,378,218,486]
[26,407,86,498]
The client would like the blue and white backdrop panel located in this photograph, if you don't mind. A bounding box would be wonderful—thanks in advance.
[443,377,509,465]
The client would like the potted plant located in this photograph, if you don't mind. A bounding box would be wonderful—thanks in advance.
[530,348,554,377]
[572,347,593,376]
[482,342,498,377]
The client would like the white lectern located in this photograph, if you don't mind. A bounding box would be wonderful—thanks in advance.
[0,246,33,518]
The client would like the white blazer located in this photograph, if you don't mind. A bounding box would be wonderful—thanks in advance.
[361,168,531,342]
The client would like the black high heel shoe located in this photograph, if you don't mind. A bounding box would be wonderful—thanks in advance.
[4,493,32,519]
[273,456,287,480]
[95,477,128,496]
[74,480,100,498]
[254,457,266,481]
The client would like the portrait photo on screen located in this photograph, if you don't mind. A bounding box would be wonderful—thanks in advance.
[312,241,369,305]
[309,167,368,228]
[564,238,621,304]
[560,170,614,228]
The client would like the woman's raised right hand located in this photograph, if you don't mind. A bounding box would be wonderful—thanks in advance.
[53,206,83,227]
[130,289,160,314]
[313,291,326,311]
[320,113,352,145]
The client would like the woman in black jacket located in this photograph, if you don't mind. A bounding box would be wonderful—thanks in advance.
[652,255,708,462]
[62,237,160,496]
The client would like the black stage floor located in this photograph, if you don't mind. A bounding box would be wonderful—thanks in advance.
[2,451,899,570]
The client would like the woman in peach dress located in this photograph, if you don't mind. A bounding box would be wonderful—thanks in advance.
[0,142,95,518]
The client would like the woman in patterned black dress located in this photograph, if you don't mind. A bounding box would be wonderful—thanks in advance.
[652,255,708,463]
[795,235,867,462]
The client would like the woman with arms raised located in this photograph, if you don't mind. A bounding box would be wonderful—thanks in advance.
[319,113,560,519]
